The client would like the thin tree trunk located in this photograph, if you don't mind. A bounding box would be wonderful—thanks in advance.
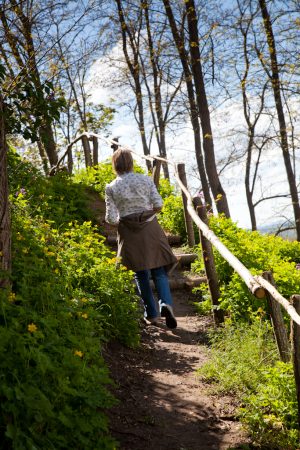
[0,96,11,288]
[245,132,257,230]
[258,0,300,241]
[162,0,212,208]
[143,2,169,179]
[185,0,230,218]
[115,0,152,172]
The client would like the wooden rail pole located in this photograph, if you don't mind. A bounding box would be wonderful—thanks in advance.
[92,136,99,166]
[177,163,195,247]
[152,157,162,188]
[193,196,224,325]
[291,294,300,435]
[67,145,73,174]
[263,271,290,362]
[82,135,92,167]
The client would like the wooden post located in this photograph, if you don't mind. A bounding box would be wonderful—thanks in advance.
[193,196,224,325]
[67,145,73,174]
[177,163,195,247]
[263,271,290,362]
[92,136,99,166]
[82,135,92,167]
[152,157,161,188]
[291,294,300,435]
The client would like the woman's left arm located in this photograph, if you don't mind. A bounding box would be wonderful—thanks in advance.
[105,186,119,225]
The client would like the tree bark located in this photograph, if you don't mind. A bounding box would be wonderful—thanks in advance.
[115,0,152,172]
[162,0,212,208]
[0,96,11,288]
[185,0,230,218]
[258,0,300,241]
[0,1,58,169]
[143,2,169,179]
[177,163,195,247]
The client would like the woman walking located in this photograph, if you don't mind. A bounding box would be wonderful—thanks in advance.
[105,148,177,329]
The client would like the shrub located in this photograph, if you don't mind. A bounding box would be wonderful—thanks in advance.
[8,151,92,227]
[240,362,298,450]
[192,215,300,321]
[3,156,141,449]
[198,319,278,395]
[199,322,298,449]
[72,161,145,199]
[158,194,186,238]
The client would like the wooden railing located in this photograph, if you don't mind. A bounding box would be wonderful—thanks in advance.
[53,131,300,429]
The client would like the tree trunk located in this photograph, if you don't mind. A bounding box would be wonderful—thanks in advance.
[144,3,169,179]
[259,0,300,241]
[162,0,212,208]
[0,96,11,288]
[1,1,58,170]
[39,121,58,168]
[244,131,257,230]
[115,0,152,172]
[185,0,230,218]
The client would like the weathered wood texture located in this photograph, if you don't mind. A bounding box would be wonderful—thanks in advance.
[152,158,161,188]
[0,96,11,288]
[92,136,99,166]
[177,163,195,247]
[291,294,300,433]
[82,135,92,167]
[262,271,290,362]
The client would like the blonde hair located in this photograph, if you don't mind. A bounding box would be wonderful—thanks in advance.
[112,148,133,174]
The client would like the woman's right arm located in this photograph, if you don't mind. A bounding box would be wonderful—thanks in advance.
[149,178,163,213]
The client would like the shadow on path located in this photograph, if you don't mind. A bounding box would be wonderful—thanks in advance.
[104,292,249,450]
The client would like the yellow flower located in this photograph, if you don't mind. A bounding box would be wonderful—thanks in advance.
[74,350,84,358]
[28,323,38,333]
[8,292,16,303]
[81,313,88,319]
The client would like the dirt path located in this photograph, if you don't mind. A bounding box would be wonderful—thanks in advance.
[104,291,250,450]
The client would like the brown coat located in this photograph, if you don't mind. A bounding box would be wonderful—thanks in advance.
[117,210,177,272]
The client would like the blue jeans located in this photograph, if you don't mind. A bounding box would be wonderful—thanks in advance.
[134,266,173,319]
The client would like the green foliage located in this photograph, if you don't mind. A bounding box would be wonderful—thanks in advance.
[157,178,200,242]
[192,215,300,321]
[8,150,92,227]
[198,320,277,395]
[201,323,298,449]
[193,283,213,316]
[194,214,300,449]
[240,363,298,449]
[157,177,176,199]
[1,66,65,141]
[3,156,140,448]
[78,104,115,134]
[73,161,145,199]
[72,162,115,199]
[158,194,186,238]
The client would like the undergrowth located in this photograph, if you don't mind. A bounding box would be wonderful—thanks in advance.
[194,215,300,449]
[4,152,140,449]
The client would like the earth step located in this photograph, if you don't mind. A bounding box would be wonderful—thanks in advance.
[105,234,181,246]
[150,272,206,291]
[175,253,198,268]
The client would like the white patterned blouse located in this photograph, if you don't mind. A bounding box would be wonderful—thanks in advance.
[105,172,163,225]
